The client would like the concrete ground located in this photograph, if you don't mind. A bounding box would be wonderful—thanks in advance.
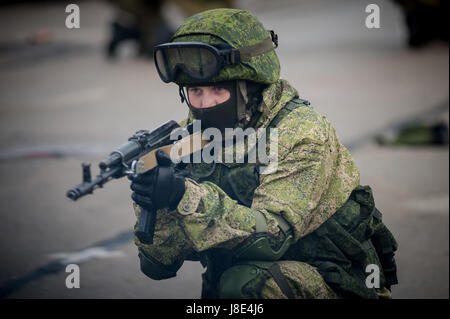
[0,0,448,299]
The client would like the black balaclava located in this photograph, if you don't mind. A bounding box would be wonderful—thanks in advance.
[183,80,238,133]
[179,80,267,133]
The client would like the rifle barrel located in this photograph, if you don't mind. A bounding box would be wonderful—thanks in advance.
[66,166,121,200]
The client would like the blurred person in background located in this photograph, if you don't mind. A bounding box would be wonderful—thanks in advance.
[106,0,235,58]
[392,0,448,48]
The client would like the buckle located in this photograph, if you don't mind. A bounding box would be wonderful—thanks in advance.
[269,30,278,48]
[221,49,241,65]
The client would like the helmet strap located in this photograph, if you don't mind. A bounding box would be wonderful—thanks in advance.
[238,34,277,62]
[179,85,186,103]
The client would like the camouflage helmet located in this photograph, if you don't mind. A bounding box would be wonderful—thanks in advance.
[170,8,280,85]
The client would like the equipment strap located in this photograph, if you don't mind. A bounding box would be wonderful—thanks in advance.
[268,97,310,129]
[252,210,268,233]
[272,213,292,237]
[267,263,295,299]
[239,37,276,62]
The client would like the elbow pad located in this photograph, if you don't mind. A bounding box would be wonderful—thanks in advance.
[234,210,293,261]
[138,249,182,280]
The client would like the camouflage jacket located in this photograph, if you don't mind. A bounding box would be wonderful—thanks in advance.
[133,78,360,269]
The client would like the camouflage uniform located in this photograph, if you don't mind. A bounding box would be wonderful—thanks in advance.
[134,9,398,299]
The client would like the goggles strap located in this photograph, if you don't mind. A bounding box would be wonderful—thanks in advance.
[238,35,277,62]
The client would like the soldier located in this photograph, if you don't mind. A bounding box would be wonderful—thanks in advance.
[129,9,398,299]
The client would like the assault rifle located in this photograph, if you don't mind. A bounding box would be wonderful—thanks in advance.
[66,120,208,244]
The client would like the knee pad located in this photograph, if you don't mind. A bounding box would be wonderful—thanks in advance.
[218,262,273,299]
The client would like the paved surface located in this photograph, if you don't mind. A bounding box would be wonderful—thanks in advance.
[0,0,448,298]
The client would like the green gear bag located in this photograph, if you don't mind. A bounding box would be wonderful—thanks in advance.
[283,185,399,298]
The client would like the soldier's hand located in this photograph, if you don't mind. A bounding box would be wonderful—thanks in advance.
[130,150,186,211]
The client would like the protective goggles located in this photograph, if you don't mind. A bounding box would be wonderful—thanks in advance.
[153,33,277,83]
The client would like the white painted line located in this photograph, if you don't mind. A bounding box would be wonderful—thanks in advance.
[48,247,125,265]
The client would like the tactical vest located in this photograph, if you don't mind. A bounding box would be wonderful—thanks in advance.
[186,98,398,299]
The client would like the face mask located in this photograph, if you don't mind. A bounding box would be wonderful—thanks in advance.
[184,81,238,133]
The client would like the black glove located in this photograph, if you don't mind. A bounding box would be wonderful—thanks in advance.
[130,150,186,211]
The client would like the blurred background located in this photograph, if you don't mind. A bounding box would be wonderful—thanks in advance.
[0,0,448,299]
